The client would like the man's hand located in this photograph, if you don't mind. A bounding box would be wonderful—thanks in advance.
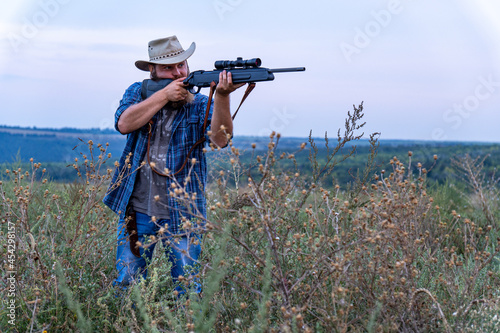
[162,77,189,102]
[210,70,244,147]
[215,70,245,96]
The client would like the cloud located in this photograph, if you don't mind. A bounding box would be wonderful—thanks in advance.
[1,0,500,141]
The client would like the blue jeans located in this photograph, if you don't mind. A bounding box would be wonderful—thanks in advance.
[114,212,202,295]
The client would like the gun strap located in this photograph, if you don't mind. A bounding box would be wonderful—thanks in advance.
[125,205,141,257]
[147,81,254,177]
[232,82,255,120]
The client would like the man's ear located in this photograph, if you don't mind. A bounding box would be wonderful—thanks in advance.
[149,64,156,80]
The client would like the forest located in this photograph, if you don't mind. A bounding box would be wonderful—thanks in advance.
[1,125,499,186]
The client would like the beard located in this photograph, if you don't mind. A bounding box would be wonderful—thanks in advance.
[151,65,194,109]
[166,93,194,110]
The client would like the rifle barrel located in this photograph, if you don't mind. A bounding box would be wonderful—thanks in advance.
[269,67,306,73]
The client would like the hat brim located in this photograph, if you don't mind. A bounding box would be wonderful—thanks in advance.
[135,42,196,71]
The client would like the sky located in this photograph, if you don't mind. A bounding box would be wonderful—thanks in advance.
[1,0,499,142]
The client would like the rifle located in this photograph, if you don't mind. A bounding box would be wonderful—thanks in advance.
[184,57,305,94]
[141,57,305,97]
[141,58,305,177]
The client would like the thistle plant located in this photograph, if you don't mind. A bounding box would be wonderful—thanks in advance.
[1,106,498,332]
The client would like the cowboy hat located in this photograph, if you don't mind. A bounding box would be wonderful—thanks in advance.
[135,35,196,71]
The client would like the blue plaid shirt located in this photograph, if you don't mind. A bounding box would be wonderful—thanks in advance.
[103,81,213,226]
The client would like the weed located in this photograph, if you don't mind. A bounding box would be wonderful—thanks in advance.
[1,108,498,332]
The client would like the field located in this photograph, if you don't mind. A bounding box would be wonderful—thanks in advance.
[1,108,500,332]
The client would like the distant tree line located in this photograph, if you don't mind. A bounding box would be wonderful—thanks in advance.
[0,126,498,185]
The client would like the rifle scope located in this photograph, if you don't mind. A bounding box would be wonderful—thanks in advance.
[214,57,261,69]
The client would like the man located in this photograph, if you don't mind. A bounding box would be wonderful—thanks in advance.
[103,35,243,295]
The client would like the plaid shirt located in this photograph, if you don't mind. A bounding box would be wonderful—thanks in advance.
[103,81,213,227]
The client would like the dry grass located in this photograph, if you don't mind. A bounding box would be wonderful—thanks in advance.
[1,108,499,332]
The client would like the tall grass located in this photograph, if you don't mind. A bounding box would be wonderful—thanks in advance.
[1,107,499,332]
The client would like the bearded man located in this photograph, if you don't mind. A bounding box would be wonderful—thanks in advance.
[103,35,243,296]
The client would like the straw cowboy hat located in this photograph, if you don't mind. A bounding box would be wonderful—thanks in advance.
[135,35,196,71]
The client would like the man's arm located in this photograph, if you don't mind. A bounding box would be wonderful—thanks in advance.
[117,78,188,134]
[210,71,244,147]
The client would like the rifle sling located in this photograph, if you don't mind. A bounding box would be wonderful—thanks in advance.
[146,82,255,177]
[125,205,141,257]
[232,82,255,120]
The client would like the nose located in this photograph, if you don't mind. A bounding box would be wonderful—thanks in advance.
[172,67,181,77]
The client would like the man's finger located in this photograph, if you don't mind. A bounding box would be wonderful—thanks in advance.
[219,70,227,84]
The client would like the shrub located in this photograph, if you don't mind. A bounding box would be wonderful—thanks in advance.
[1,107,498,332]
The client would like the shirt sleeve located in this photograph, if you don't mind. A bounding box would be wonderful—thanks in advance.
[114,82,142,132]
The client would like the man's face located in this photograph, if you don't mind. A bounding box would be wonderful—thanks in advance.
[151,61,188,80]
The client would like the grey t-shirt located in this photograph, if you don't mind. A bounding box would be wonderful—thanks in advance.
[129,108,178,219]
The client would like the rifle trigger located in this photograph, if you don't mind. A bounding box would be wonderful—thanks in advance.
[188,86,201,94]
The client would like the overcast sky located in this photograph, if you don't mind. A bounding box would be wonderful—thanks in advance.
[1,0,499,142]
